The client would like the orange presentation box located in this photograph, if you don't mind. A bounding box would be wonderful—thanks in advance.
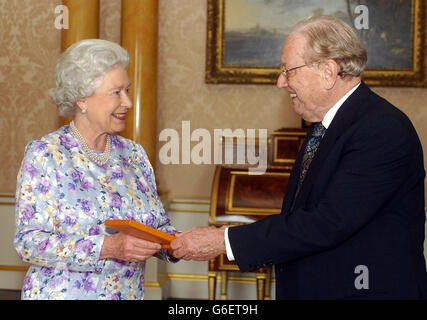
[105,220,176,249]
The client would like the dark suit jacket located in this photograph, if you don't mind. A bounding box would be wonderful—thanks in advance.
[228,82,427,299]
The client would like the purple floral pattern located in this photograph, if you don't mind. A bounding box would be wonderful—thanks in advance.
[14,125,176,300]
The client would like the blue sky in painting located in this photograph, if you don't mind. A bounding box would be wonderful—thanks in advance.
[225,0,349,33]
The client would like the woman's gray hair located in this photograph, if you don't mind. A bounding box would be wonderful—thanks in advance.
[291,15,367,78]
[48,39,129,117]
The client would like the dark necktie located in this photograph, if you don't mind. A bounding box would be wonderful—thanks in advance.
[292,122,327,207]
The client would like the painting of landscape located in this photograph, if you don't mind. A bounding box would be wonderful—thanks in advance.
[223,0,413,70]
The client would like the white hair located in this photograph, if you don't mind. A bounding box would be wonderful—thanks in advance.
[291,15,367,78]
[48,39,129,117]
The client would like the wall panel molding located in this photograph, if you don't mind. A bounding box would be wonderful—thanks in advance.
[0,265,29,272]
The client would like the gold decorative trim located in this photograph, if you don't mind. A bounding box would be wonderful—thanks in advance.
[167,272,275,285]
[145,281,161,288]
[268,165,294,170]
[0,193,14,198]
[270,131,307,136]
[0,265,278,286]
[168,208,209,214]
[0,192,15,206]
[209,221,249,226]
[0,265,29,272]
[276,136,298,141]
[170,199,210,205]
[167,198,211,214]
[168,273,207,282]
[273,136,299,164]
[0,267,274,285]
[209,167,222,220]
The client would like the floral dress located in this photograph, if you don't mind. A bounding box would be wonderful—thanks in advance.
[14,125,177,300]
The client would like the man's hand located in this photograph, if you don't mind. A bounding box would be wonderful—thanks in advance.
[170,226,227,261]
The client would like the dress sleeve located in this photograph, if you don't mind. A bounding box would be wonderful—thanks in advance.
[133,142,178,263]
[14,140,106,272]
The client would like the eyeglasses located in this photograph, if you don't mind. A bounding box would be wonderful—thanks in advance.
[280,64,307,80]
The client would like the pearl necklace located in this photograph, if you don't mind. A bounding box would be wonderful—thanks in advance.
[70,121,111,166]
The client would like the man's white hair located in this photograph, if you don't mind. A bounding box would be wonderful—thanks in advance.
[291,15,367,78]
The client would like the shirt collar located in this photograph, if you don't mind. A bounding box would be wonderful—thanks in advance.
[321,82,361,129]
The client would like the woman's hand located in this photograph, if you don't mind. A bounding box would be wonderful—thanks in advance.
[99,232,161,263]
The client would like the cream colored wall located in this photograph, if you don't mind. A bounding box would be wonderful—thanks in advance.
[0,0,61,194]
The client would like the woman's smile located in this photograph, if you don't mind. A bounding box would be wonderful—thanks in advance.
[112,112,127,121]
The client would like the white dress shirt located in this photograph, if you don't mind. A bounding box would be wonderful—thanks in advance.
[224,82,361,261]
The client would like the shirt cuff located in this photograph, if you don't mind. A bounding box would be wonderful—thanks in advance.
[224,227,235,261]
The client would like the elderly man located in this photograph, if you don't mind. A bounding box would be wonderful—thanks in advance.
[171,15,427,299]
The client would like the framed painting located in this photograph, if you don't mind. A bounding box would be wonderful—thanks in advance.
[206,0,426,87]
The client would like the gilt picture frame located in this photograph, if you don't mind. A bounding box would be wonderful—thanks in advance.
[206,0,426,87]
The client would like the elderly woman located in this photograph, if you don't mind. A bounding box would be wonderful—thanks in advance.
[14,39,177,300]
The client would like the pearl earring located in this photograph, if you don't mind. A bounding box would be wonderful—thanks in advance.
[82,109,87,114]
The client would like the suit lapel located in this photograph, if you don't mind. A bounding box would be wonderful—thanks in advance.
[292,82,372,210]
